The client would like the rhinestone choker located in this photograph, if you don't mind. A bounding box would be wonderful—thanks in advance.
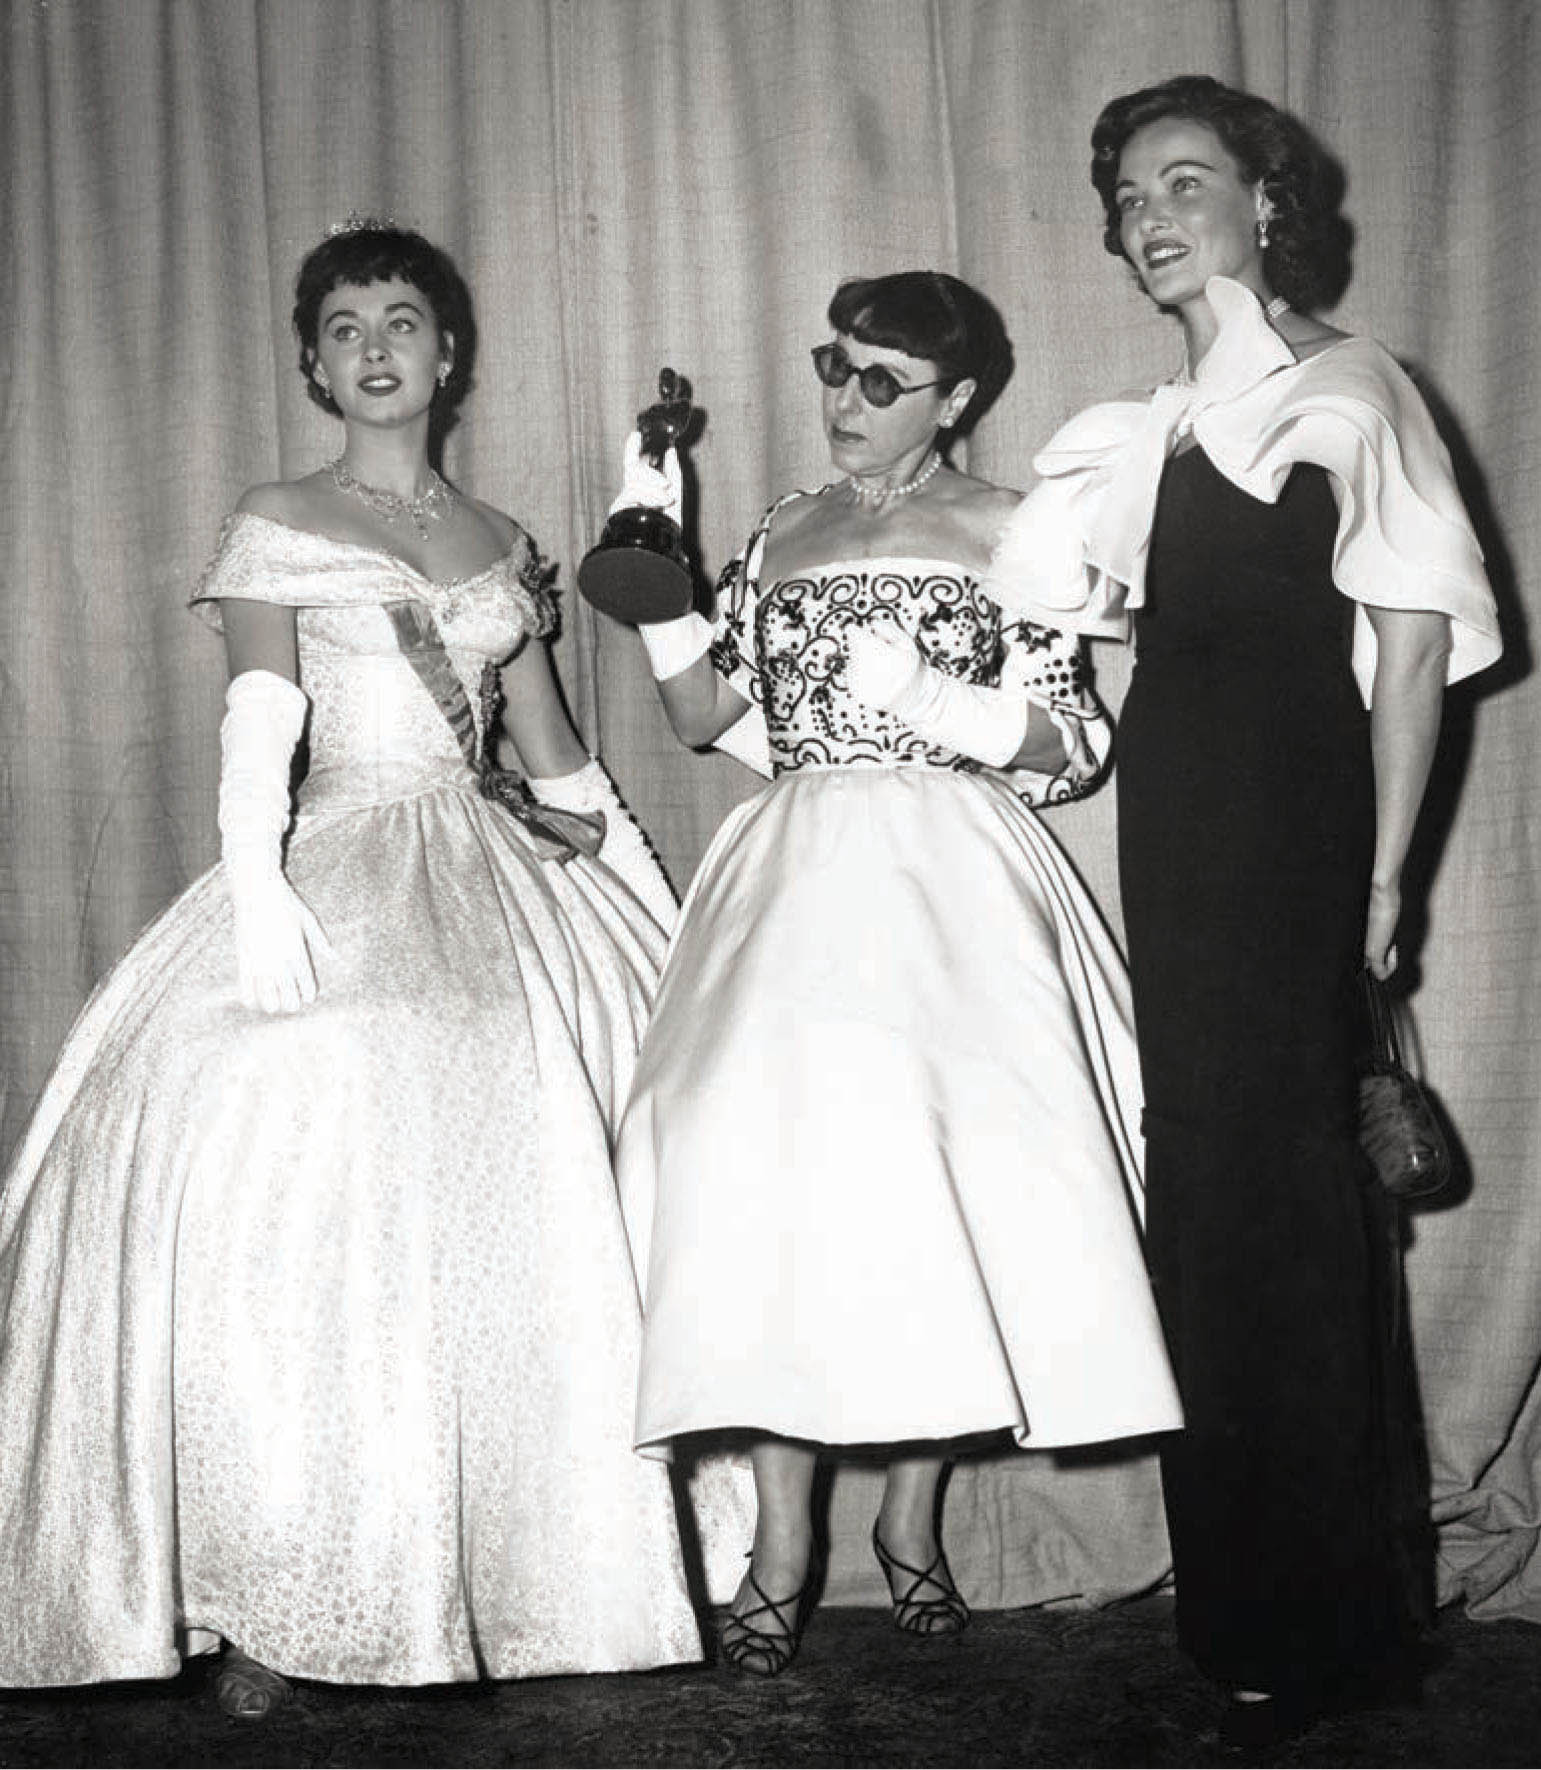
[844,450,944,506]
[328,457,456,540]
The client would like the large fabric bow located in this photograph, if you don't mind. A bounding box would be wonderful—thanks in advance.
[982,276,1499,701]
[1078,277,1297,607]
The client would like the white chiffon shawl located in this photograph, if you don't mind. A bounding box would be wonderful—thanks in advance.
[984,276,1500,704]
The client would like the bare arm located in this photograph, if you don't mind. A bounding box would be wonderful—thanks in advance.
[1004,704,1083,774]
[221,597,299,683]
[512,633,680,922]
[652,649,753,749]
[1363,604,1453,978]
[497,638,591,778]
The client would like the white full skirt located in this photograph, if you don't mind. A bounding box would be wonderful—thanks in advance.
[618,765,1183,1452]
[0,783,747,1689]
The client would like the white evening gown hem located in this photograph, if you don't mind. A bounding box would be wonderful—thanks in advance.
[620,766,1183,1455]
[0,522,745,1686]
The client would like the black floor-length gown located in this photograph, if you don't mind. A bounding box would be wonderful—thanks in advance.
[1117,445,1415,1694]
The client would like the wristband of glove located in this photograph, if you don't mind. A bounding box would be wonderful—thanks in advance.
[638,612,714,681]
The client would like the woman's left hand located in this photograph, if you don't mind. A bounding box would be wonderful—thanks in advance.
[1365,878,1401,980]
[842,617,923,712]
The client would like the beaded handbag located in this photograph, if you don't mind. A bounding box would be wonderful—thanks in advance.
[1358,971,1452,1201]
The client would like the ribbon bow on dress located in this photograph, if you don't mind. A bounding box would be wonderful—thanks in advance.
[982,277,1295,638]
[1080,278,1298,609]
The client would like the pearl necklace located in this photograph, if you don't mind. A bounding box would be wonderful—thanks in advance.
[328,457,456,540]
[843,450,944,506]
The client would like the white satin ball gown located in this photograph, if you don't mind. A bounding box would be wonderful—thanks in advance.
[618,503,1183,1456]
[0,512,744,1689]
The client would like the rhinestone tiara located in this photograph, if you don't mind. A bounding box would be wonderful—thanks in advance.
[325,210,402,238]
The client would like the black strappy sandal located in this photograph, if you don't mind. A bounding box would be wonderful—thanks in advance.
[720,1559,812,1677]
[871,1523,970,1636]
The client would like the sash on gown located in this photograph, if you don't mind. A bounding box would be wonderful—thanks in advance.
[382,599,604,864]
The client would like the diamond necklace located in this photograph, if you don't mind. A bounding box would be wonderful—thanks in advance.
[328,457,456,540]
[844,450,944,506]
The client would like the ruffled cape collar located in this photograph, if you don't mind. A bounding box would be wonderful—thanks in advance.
[984,277,1499,702]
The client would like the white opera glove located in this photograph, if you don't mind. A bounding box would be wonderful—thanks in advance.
[842,617,1027,768]
[636,609,714,682]
[611,430,683,523]
[219,669,335,1014]
[528,759,678,930]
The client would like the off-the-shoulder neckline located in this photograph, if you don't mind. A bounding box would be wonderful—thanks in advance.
[227,509,523,592]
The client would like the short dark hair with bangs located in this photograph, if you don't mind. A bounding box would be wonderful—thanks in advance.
[827,270,1014,436]
[292,224,477,418]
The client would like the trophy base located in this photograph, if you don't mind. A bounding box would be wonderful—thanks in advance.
[577,508,695,624]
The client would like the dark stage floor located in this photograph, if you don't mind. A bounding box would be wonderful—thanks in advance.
[3,1595,1540,1768]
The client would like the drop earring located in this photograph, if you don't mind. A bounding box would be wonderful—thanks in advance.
[437,362,451,387]
[1254,191,1273,252]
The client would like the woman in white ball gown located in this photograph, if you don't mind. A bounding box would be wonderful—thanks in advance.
[612,271,1182,1675]
[0,222,744,1714]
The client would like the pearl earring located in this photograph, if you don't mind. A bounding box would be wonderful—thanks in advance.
[1257,214,1271,250]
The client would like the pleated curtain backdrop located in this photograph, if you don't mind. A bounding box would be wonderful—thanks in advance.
[2,0,1538,1618]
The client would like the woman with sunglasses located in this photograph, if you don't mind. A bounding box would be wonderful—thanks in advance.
[609,270,1181,1675]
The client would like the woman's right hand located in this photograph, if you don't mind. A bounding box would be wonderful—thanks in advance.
[1364,878,1401,981]
[228,863,334,1014]
[842,617,925,712]
[611,431,683,523]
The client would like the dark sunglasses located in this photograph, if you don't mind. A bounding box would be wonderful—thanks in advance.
[810,342,947,410]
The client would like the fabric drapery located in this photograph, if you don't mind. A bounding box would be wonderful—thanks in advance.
[3,0,1538,1620]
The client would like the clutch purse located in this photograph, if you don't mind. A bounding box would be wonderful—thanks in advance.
[1358,970,1452,1201]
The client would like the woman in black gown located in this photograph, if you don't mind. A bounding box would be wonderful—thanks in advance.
[986,75,1500,1743]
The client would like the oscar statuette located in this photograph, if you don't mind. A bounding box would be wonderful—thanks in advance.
[577,369,697,623]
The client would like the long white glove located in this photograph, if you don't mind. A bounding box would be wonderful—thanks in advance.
[528,758,678,930]
[612,430,771,776]
[637,608,714,682]
[219,669,335,1013]
[842,617,1028,767]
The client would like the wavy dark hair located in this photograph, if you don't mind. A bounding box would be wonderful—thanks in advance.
[292,224,477,421]
[827,270,1014,436]
[1089,75,1351,312]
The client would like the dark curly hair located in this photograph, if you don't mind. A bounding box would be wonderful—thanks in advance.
[292,224,477,419]
[827,270,1014,436]
[1089,75,1351,313]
